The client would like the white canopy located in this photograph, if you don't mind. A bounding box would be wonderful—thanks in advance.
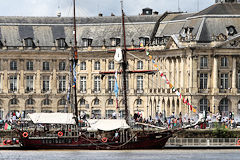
[28,113,76,125]
[87,119,130,131]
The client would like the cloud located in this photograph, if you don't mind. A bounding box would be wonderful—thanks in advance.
[0,0,215,17]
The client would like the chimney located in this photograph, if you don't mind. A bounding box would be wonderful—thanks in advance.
[142,8,153,15]
[98,13,103,17]
[153,11,158,15]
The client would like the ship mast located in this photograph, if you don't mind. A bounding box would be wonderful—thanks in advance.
[73,0,78,124]
[121,1,129,124]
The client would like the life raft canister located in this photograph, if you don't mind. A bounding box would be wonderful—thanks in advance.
[58,131,63,137]
[22,132,28,138]
[101,137,108,143]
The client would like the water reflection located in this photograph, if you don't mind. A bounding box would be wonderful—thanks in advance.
[0,150,239,160]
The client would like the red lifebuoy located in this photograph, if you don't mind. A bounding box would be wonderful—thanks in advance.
[22,132,28,138]
[58,131,63,137]
[101,137,108,143]
[237,139,240,146]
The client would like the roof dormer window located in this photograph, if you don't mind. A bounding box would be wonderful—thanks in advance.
[56,38,66,48]
[82,38,92,47]
[110,38,120,47]
[24,38,34,47]
[0,41,3,48]
[227,26,237,36]
[139,37,149,47]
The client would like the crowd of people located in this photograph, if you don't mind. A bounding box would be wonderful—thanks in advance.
[133,111,240,129]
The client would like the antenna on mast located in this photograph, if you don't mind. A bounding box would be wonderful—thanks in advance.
[178,0,181,12]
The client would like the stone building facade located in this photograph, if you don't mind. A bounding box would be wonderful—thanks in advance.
[0,0,240,119]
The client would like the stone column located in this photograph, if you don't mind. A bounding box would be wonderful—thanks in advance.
[19,59,24,94]
[35,60,41,94]
[87,60,92,94]
[176,58,180,89]
[212,56,218,93]
[232,56,237,93]
[52,60,57,94]
[169,97,173,115]
[180,57,185,93]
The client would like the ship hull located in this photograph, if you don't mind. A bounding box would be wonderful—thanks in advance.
[19,132,172,150]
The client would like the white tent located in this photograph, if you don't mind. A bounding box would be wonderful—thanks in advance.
[28,113,76,125]
[87,119,130,131]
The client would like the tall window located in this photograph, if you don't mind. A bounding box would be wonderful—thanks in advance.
[80,76,86,92]
[200,98,208,113]
[43,62,49,71]
[220,98,229,116]
[26,98,34,105]
[10,75,17,91]
[94,76,101,92]
[92,109,101,118]
[43,99,50,105]
[238,72,240,90]
[10,60,17,70]
[220,73,228,89]
[59,61,66,71]
[26,61,33,70]
[105,110,114,119]
[108,61,114,70]
[94,61,100,70]
[58,76,66,92]
[26,75,33,92]
[108,76,115,92]
[137,60,143,70]
[80,61,86,70]
[137,76,143,91]
[200,57,208,68]
[42,76,50,92]
[200,73,208,89]
[221,57,228,67]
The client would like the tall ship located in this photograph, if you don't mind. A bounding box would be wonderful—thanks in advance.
[15,0,202,149]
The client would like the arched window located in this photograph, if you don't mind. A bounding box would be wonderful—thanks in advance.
[199,98,208,113]
[219,98,229,116]
[10,98,18,105]
[108,99,113,105]
[59,99,66,105]
[94,98,99,105]
[43,99,50,105]
[80,98,86,106]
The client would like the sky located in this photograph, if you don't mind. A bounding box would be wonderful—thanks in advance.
[0,0,215,17]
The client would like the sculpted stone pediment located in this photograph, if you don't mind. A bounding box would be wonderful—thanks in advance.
[217,35,240,48]
[165,37,179,50]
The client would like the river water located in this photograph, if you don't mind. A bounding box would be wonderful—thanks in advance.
[0,149,239,160]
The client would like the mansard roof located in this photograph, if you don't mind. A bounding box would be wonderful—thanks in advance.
[1,2,240,48]
[194,2,240,16]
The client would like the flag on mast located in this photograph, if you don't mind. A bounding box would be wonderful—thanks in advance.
[114,70,119,108]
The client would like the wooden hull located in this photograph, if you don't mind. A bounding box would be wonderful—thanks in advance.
[19,132,172,150]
